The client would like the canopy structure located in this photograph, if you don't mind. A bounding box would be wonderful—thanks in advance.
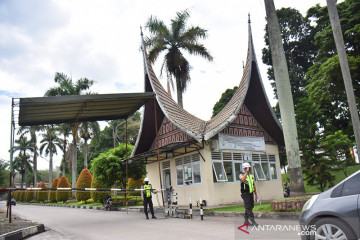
[18,92,155,126]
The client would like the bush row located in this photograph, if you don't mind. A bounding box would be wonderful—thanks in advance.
[12,169,144,204]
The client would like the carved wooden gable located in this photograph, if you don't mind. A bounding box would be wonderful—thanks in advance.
[150,117,194,150]
[221,105,274,143]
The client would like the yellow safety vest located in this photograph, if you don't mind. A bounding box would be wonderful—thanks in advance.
[243,174,255,193]
[144,184,152,197]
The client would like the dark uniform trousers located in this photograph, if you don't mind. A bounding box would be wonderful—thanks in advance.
[143,196,154,217]
[241,192,254,220]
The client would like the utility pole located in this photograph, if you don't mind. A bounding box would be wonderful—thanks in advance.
[264,0,305,195]
[327,0,360,156]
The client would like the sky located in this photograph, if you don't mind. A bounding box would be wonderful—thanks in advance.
[0,0,325,170]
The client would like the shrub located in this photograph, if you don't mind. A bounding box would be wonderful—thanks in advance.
[56,176,72,203]
[76,168,92,202]
[127,178,143,196]
[36,182,48,202]
[25,190,34,202]
[91,179,110,203]
[49,178,59,202]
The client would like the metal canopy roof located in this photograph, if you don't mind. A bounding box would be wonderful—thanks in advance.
[18,92,155,126]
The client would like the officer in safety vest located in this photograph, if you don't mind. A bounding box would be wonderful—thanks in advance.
[240,162,259,226]
[141,177,157,220]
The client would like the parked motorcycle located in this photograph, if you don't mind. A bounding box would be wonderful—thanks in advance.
[103,194,113,211]
[283,181,290,198]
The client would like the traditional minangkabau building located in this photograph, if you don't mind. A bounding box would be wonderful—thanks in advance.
[130,20,285,206]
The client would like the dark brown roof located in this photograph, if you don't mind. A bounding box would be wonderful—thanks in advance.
[132,21,284,157]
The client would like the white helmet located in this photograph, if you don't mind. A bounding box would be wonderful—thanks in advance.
[144,177,149,182]
[243,162,251,169]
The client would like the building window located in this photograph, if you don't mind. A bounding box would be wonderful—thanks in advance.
[211,151,278,182]
[162,161,171,189]
[175,153,201,186]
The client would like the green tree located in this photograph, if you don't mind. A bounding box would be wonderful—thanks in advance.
[212,87,238,117]
[45,72,95,196]
[145,9,213,107]
[262,7,315,110]
[39,126,61,185]
[58,123,71,176]
[0,159,9,186]
[91,143,145,188]
[13,136,33,188]
[17,125,42,187]
[80,121,100,169]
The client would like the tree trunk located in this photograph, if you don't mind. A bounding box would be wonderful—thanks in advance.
[62,137,67,176]
[71,138,77,198]
[49,150,53,185]
[264,0,305,196]
[176,75,183,107]
[84,140,88,169]
[327,0,360,156]
[33,151,37,187]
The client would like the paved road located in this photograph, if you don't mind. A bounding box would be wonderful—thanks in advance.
[5,203,302,240]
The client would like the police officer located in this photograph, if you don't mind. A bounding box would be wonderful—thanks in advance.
[141,177,157,220]
[240,162,259,226]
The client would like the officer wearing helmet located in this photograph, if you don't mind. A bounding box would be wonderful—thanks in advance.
[141,177,157,219]
[240,162,258,226]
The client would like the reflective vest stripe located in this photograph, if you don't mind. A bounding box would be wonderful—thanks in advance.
[246,175,254,193]
[144,184,151,197]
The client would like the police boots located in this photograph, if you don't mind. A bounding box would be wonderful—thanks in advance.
[249,218,259,227]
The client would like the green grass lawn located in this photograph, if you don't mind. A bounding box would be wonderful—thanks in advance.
[209,202,272,212]
[282,164,360,193]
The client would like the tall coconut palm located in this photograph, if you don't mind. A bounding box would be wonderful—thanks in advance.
[264,0,305,195]
[57,123,72,176]
[145,9,213,107]
[13,136,33,188]
[39,126,62,185]
[17,126,42,187]
[79,121,100,169]
[45,72,94,196]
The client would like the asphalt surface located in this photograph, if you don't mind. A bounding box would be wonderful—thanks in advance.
[5,202,303,240]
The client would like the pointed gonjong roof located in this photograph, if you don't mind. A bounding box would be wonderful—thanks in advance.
[132,20,284,158]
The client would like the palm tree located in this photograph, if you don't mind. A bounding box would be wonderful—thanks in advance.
[39,126,62,185]
[13,136,33,188]
[145,9,213,107]
[79,121,100,169]
[264,0,305,195]
[17,126,42,187]
[57,123,72,176]
[45,72,95,195]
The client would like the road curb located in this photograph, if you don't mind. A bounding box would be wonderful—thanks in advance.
[0,224,45,240]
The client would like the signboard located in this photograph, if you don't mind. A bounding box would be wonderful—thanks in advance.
[218,133,266,151]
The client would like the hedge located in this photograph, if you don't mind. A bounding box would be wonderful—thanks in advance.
[19,191,25,202]
[56,176,72,203]
[76,168,92,202]
[36,182,48,202]
[91,179,110,203]
[25,190,34,202]
[49,178,59,202]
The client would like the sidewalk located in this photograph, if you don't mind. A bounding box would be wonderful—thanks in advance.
[0,208,44,240]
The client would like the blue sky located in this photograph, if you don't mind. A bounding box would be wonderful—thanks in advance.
[0,0,324,170]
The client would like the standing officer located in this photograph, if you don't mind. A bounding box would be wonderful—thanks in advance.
[141,177,157,220]
[240,162,259,226]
